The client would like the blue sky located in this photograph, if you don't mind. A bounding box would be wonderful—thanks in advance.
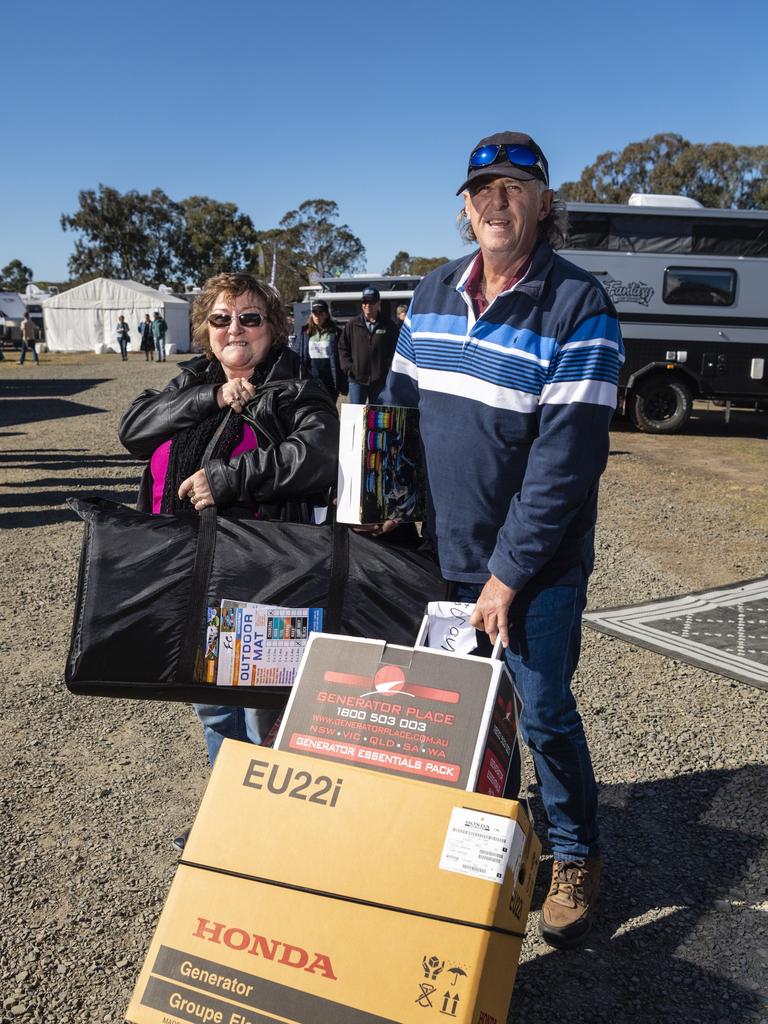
[2,0,766,283]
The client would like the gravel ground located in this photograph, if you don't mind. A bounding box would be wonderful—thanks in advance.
[1,353,766,1024]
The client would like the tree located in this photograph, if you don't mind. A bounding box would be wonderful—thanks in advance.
[60,188,367,300]
[383,251,450,276]
[278,199,365,279]
[61,186,267,288]
[177,197,259,286]
[61,185,184,286]
[0,259,34,291]
[558,134,768,209]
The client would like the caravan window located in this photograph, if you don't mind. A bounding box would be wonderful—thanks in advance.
[566,209,768,256]
[566,212,693,252]
[692,220,768,258]
[330,300,362,320]
[565,213,610,249]
[663,267,736,306]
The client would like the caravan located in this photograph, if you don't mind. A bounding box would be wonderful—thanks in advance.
[562,195,768,432]
[293,274,421,332]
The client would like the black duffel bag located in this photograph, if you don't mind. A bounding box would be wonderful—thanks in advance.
[65,496,447,708]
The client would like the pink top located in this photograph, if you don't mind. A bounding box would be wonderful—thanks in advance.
[150,423,259,514]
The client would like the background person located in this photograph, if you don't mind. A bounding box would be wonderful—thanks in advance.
[381,131,624,949]
[395,303,408,333]
[119,272,339,789]
[338,286,398,404]
[116,315,130,361]
[295,299,347,401]
[18,311,39,366]
[138,314,154,361]
[151,310,168,361]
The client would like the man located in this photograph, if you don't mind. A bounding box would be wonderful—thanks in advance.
[19,311,39,366]
[151,310,168,362]
[381,132,624,948]
[338,286,398,404]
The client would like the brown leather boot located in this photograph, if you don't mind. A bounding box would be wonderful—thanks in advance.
[540,856,603,948]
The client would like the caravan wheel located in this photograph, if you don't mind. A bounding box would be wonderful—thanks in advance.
[629,376,692,433]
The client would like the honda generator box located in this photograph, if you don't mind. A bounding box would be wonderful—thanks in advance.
[273,633,520,796]
[126,745,540,1024]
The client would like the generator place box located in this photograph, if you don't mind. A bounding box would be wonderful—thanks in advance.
[126,744,540,1024]
[273,633,520,796]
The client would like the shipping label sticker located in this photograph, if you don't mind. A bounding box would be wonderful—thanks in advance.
[439,807,525,885]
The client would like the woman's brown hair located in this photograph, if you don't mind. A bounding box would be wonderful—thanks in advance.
[191,272,288,358]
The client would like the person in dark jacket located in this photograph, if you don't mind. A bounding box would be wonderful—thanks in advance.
[151,311,168,361]
[138,314,155,361]
[295,300,347,401]
[119,272,339,787]
[337,286,398,404]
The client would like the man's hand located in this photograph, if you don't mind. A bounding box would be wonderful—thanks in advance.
[469,575,517,648]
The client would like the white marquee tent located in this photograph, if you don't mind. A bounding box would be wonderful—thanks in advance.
[42,279,191,353]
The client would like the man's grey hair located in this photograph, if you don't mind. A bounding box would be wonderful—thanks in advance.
[457,182,568,250]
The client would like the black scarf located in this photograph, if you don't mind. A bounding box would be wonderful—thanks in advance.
[159,354,277,515]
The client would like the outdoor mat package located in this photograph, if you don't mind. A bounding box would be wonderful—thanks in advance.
[65,497,446,708]
[274,632,522,795]
[126,744,540,1024]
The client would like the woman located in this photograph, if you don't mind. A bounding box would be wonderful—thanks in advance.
[138,314,155,361]
[116,315,130,361]
[119,272,339,775]
[295,299,346,401]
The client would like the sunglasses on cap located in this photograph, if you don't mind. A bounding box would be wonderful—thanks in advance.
[207,312,268,329]
[469,143,548,184]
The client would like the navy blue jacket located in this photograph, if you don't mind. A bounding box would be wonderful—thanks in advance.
[380,239,624,591]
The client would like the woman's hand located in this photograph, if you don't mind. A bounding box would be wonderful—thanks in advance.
[352,520,399,537]
[217,378,256,414]
[179,469,215,512]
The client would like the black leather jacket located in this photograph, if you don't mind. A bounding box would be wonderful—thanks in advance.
[119,348,339,516]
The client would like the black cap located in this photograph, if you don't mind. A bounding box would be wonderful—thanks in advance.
[361,287,380,303]
[311,299,329,313]
[456,131,549,194]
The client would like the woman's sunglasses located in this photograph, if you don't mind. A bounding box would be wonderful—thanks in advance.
[469,144,548,184]
[208,312,267,329]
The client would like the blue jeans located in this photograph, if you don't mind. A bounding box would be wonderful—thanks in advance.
[347,381,380,404]
[456,577,599,861]
[19,340,39,365]
[193,704,280,767]
[155,338,166,361]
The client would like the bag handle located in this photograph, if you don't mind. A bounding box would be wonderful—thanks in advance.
[326,520,348,634]
[174,411,232,685]
[174,407,348,683]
